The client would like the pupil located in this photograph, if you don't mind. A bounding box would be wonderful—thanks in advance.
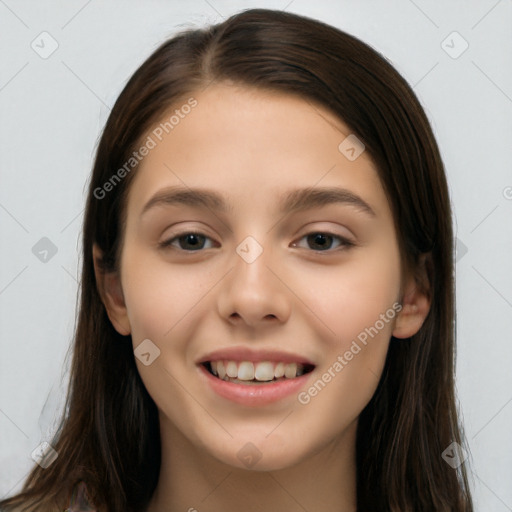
[180,233,204,250]
[308,233,332,250]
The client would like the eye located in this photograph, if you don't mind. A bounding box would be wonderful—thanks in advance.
[159,231,353,253]
[159,232,218,251]
[292,232,354,252]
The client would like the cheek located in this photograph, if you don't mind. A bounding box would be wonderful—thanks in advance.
[121,247,217,343]
[293,247,401,346]
[292,248,401,410]
[120,247,218,417]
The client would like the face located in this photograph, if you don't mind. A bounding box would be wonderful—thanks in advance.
[97,83,426,471]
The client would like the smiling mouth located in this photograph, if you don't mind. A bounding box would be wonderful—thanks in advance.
[201,360,315,385]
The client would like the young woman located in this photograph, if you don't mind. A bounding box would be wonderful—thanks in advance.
[0,8,473,512]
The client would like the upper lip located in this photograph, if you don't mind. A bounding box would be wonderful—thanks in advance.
[197,346,315,366]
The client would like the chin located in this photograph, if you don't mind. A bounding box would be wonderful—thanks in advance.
[202,434,312,472]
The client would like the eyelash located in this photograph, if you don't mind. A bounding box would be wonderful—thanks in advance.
[158,231,355,253]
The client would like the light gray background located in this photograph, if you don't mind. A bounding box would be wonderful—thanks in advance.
[1,0,511,509]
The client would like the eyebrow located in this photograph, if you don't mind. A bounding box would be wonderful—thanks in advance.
[140,185,376,217]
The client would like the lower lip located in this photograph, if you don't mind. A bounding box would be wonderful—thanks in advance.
[198,364,312,406]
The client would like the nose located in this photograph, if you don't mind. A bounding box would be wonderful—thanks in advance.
[216,239,292,329]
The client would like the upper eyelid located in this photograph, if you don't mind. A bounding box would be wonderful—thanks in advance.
[160,229,353,249]
[160,220,354,240]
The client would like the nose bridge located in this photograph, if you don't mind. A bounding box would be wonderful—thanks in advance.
[217,233,291,326]
[236,236,273,287]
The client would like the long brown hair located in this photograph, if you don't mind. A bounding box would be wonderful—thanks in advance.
[0,8,473,511]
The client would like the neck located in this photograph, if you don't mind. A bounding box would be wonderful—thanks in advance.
[146,417,358,512]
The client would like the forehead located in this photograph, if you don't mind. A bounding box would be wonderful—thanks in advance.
[125,84,389,219]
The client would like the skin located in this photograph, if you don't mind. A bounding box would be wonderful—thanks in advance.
[94,83,430,512]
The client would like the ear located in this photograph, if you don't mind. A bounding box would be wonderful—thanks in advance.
[392,253,432,339]
[92,243,131,336]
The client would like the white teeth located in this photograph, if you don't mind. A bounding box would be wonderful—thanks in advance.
[274,362,285,378]
[284,363,297,379]
[207,360,310,381]
[226,361,238,378]
[217,361,226,379]
[237,361,255,380]
[254,361,274,381]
